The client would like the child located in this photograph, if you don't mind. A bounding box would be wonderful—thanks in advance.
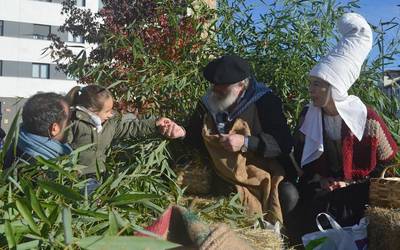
[66,85,186,177]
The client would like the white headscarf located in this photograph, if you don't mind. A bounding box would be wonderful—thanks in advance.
[300,13,373,167]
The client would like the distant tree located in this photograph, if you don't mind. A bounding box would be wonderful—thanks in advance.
[49,0,214,118]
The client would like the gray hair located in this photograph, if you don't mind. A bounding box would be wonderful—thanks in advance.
[240,78,250,88]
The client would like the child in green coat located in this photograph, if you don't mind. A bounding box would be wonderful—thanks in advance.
[66,85,186,178]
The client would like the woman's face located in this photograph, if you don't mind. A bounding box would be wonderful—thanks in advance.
[94,97,114,123]
[309,77,331,107]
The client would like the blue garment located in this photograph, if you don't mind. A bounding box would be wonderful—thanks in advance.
[81,178,101,196]
[18,128,72,160]
[202,79,272,133]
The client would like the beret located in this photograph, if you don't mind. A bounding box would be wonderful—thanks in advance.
[203,55,251,85]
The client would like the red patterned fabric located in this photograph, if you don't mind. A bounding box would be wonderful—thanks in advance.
[300,107,398,180]
[341,107,398,179]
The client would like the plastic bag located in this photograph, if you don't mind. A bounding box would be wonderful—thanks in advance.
[302,213,368,250]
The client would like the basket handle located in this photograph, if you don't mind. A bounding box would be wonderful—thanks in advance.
[380,163,400,178]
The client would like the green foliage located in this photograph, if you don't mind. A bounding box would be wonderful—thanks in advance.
[48,0,400,139]
[1,0,399,248]
[0,140,180,248]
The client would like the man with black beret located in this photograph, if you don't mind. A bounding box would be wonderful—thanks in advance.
[184,55,298,226]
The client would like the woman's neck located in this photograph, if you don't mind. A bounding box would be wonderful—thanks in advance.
[322,102,339,116]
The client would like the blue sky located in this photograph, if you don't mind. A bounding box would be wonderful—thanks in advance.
[357,0,400,68]
[243,0,400,69]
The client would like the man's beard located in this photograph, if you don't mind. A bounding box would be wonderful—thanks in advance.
[207,88,241,113]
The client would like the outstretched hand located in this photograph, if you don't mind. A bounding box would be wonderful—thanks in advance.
[156,117,186,139]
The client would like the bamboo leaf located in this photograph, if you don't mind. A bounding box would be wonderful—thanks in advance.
[305,237,328,250]
[15,199,40,235]
[77,236,180,250]
[35,156,75,180]
[110,169,129,190]
[73,209,108,220]
[62,206,73,245]
[29,189,50,225]
[87,221,109,235]
[0,108,21,163]
[108,193,160,206]
[108,210,119,236]
[4,220,16,248]
[16,240,40,250]
[37,180,83,202]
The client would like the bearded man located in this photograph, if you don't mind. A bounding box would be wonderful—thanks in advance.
[185,55,298,224]
[4,92,72,169]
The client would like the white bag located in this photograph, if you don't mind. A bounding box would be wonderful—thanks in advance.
[302,213,368,250]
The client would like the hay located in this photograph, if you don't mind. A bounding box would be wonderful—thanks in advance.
[235,227,284,250]
[180,196,291,249]
[366,206,400,250]
[174,160,213,195]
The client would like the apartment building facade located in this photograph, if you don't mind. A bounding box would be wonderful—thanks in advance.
[0,0,101,131]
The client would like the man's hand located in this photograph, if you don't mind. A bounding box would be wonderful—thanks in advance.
[219,134,245,152]
[156,117,186,139]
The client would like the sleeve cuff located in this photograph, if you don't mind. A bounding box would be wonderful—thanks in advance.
[247,136,260,152]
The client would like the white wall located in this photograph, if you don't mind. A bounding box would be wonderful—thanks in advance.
[0,0,100,26]
[0,77,79,98]
[0,36,90,63]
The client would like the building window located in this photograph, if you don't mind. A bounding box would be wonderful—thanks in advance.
[0,61,2,76]
[32,63,50,79]
[0,20,3,36]
[33,24,51,40]
[67,32,84,43]
[76,0,86,7]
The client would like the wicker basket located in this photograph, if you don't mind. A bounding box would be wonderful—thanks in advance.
[369,164,400,209]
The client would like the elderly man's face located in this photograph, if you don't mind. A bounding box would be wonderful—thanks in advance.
[208,81,245,112]
[309,77,331,107]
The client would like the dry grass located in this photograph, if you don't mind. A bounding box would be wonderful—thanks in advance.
[179,196,298,249]
[174,163,213,195]
[235,227,284,250]
[366,206,400,250]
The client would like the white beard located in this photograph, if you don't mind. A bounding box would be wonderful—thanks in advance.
[207,88,241,113]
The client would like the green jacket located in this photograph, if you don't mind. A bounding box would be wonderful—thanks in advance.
[68,110,157,175]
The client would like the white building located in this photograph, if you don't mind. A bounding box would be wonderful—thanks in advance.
[0,0,101,131]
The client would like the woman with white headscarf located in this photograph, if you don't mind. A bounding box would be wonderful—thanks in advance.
[293,13,398,232]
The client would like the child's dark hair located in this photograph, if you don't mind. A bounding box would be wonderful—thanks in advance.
[66,85,113,112]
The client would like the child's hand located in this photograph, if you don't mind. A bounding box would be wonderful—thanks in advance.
[156,118,186,139]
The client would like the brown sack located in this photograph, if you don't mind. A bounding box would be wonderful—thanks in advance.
[202,116,284,223]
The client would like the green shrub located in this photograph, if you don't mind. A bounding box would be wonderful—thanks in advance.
[1,0,399,248]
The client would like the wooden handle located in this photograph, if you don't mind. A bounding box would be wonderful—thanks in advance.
[380,163,400,178]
